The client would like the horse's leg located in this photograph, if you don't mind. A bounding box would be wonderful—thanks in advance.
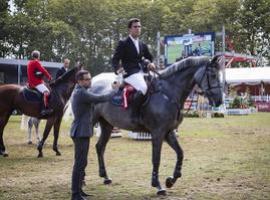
[165,131,183,188]
[95,119,113,185]
[52,116,63,156]
[37,117,55,158]
[27,122,32,144]
[151,132,166,195]
[35,120,40,143]
[0,113,11,157]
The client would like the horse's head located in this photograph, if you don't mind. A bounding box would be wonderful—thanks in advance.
[49,64,83,99]
[194,55,224,107]
[51,63,83,86]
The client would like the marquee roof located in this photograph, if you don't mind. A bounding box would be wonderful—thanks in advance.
[224,67,270,85]
[0,58,62,68]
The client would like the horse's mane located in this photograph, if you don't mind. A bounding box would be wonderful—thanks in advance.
[50,67,77,87]
[159,56,210,78]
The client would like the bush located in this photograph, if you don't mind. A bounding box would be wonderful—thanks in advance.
[184,111,200,118]
[231,96,241,108]
[211,112,225,118]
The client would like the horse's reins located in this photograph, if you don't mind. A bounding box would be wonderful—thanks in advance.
[185,64,217,114]
[184,92,199,115]
[148,67,198,115]
[150,68,161,77]
[196,63,222,94]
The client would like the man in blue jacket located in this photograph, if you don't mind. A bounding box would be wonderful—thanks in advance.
[70,70,113,200]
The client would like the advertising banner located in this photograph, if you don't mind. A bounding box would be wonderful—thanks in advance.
[164,32,215,66]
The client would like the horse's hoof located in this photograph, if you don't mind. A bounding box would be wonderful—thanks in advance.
[103,178,112,185]
[157,189,167,196]
[3,152,8,157]
[28,141,32,145]
[56,152,61,156]
[165,176,175,188]
[37,153,43,158]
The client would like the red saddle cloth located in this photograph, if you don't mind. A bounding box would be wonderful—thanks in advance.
[123,84,135,109]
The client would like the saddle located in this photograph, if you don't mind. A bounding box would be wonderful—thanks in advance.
[22,87,43,102]
[111,75,158,108]
[22,86,52,112]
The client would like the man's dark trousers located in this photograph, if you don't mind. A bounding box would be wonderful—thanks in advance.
[71,137,90,197]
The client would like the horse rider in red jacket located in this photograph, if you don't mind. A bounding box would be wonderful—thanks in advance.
[27,50,53,115]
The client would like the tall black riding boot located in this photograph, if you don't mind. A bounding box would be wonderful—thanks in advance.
[131,91,145,125]
[40,92,53,116]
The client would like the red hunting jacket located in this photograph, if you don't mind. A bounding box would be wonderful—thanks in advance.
[27,59,52,88]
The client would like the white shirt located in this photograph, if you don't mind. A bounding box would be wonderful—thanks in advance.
[129,35,140,54]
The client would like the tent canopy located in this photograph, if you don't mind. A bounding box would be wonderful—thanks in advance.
[224,67,270,85]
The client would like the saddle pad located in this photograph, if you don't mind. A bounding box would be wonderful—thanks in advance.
[111,89,123,106]
[111,85,135,108]
[22,88,43,102]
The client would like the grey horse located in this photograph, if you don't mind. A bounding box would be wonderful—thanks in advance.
[27,117,40,144]
[91,56,223,195]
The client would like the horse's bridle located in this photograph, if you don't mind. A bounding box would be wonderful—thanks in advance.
[197,64,222,95]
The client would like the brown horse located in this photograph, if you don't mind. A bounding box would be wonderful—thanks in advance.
[0,66,80,157]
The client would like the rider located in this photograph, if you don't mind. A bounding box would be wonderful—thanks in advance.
[112,18,156,119]
[27,50,53,116]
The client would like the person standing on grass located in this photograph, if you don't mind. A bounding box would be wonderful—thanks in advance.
[70,70,114,200]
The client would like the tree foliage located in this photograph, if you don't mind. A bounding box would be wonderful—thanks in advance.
[1,0,269,74]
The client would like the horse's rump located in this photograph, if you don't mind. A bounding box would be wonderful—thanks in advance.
[0,84,21,106]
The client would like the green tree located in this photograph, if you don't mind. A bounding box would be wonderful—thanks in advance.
[0,0,10,57]
[1,0,269,70]
[235,0,270,61]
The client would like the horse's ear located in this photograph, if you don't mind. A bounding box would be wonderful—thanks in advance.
[211,55,225,70]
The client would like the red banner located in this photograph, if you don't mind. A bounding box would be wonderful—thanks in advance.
[255,101,270,112]
[184,100,192,109]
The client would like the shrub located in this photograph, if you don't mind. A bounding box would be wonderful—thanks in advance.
[184,111,200,118]
[211,112,225,118]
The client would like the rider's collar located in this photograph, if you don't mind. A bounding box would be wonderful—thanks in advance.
[129,34,139,42]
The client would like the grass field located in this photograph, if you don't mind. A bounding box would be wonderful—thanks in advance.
[0,113,270,200]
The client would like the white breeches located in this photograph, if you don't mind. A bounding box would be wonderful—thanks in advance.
[124,71,147,95]
[35,83,50,94]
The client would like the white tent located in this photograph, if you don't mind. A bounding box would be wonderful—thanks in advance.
[224,67,270,85]
[92,69,270,87]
